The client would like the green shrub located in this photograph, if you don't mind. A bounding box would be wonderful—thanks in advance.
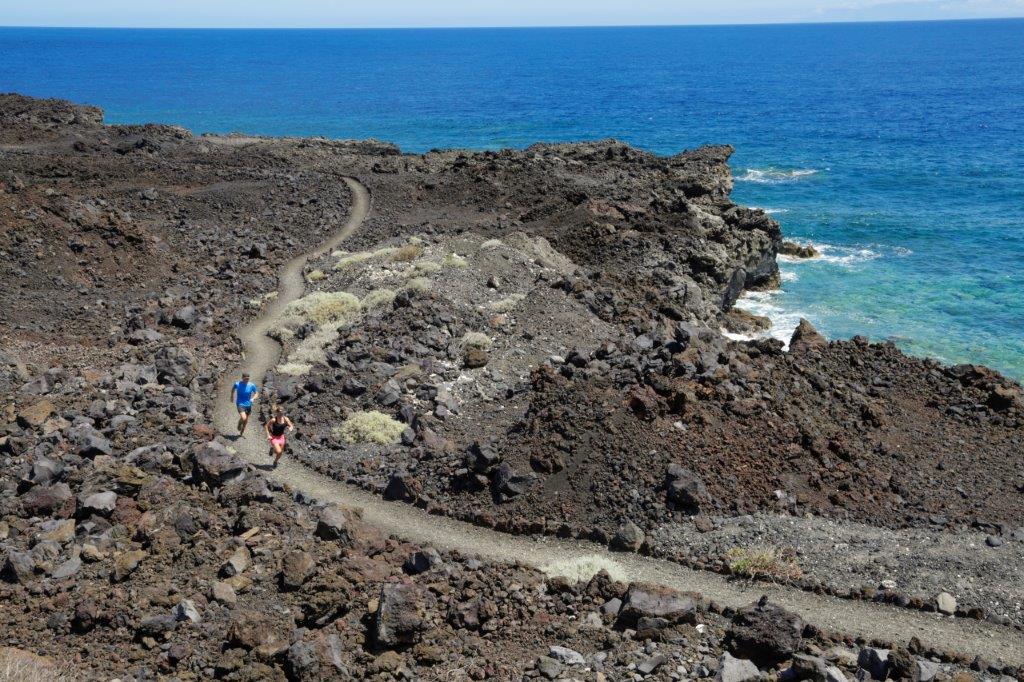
[335,411,405,444]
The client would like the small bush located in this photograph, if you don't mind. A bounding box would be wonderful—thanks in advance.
[480,238,504,250]
[403,277,433,294]
[283,291,361,327]
[334,252,374,270]
[392,243,425,262]
[362,288,396,310]
[408,235,424,245]
[444,252,468,268]
[411,261,443,276]
[488,293,526,313]
[726,547,802,582]
[461,331,492,351]
[335,411,405,444]
[305,269,326,282]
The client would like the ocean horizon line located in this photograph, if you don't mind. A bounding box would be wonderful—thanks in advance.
[2,16,1024,31]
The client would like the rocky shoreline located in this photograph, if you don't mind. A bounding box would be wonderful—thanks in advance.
[2,94,1022,680]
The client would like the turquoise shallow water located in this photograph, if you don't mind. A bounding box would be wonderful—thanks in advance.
[1,21,1022,378]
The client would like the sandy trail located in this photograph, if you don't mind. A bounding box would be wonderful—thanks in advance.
[213,177,1024,665]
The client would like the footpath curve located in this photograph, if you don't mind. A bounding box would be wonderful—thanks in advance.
[214,177,1024,666]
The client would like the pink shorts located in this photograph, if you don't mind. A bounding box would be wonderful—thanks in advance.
[269,435,286,448]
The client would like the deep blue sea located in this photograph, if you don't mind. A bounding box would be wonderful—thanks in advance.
[2,21,1022,378]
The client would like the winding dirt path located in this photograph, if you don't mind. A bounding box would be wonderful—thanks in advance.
[214,177,1024,666]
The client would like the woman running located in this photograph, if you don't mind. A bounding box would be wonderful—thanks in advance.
[264,406,294,468]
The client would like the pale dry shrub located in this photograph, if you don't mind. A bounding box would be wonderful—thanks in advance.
[444,252,468,268]
[488,293,526,313]
[335,411,405,444]
[361,288,397,310]
[334,251,374,270]
[539,555,627,583]
[372,246,398,259]
[461,331,492,351]
[392,243,425,262]
[408,235,424,245]
[284,323,343,368]
[282,291,361,327]
[411,261,443,276]
[479,238,504,250]
[0,647,75,682]
[726,546,802,582]
[403,277,433,294]
[305,269,326,282]
[276,362,313,376]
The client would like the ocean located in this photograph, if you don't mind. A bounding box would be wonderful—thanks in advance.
[2,21,1022,378]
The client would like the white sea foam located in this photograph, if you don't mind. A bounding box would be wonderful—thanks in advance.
[749,206,789,215]
[782,241,912,267]
[780,269,799,282]
[737,168,820,184]
[732,290,807,350]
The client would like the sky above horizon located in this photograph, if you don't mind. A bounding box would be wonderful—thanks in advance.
[3,0,1024,27]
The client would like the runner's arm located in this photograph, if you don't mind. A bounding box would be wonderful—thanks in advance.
[286,417,295,432]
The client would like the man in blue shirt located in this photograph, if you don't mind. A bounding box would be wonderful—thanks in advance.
[230,372,260,435]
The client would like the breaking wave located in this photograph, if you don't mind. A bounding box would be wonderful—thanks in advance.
[737,167,820,184]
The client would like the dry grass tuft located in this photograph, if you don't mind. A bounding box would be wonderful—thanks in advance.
[392,243,425,262]
[479,238,504,250]
[461,332,492,351]
[334,411,405,444]
[305,269,326,282]
[726,546,802,582]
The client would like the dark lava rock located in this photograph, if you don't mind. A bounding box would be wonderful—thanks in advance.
[665,464,709,512]
[375,583,427,648]
[725,597,804,667]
